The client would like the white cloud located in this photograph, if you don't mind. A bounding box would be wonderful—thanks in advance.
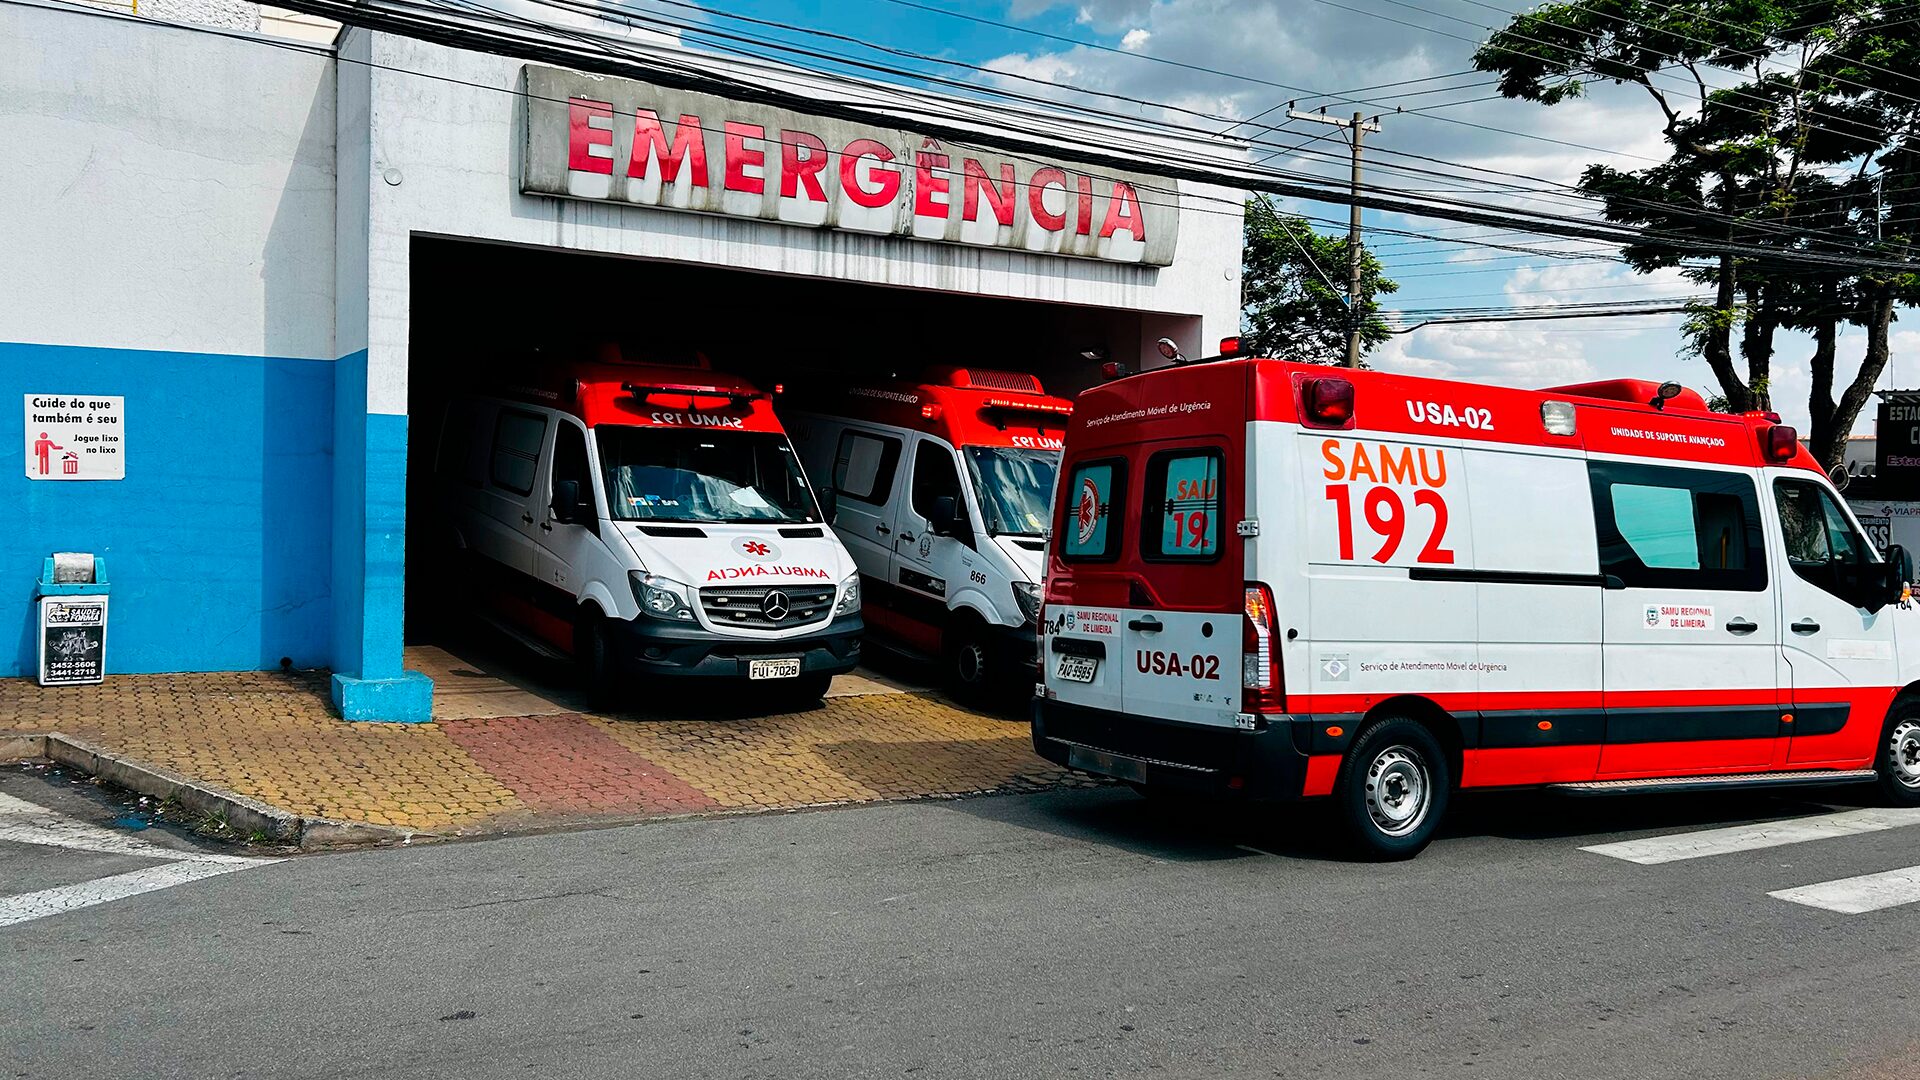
[1121,28,1151,51]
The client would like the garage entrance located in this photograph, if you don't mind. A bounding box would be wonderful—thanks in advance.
[402,236,1179,712]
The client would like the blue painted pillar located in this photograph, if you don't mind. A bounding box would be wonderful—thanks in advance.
[327,351,431,721]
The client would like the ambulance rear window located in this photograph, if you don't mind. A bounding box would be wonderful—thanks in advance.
[1061,459,1124,562]
[1143,449,1223,560]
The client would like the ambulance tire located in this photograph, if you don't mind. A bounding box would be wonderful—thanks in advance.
[944,623,995,704]
[575,610,622,709]
[1332,718,1450,861]
[769,673,833,711]
[1874,702,1920,807]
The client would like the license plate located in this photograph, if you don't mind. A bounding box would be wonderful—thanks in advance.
[749,658,802,680]
[1054,655,1099,683]
[1068,745,1147,783]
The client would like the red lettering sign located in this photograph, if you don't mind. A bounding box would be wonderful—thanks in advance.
[962,159,1016,225]
[722,121,765,194]
[1100,181,1146,241]
[1075,173,1095,235]
[842,139,900,208]
[781,129,829,201]
[630,110,708,185]
[567,98,613,175]
[1029,167,1067,231]
[915,148,951,218]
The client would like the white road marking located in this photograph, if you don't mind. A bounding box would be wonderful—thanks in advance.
[1580,807,1920,865]
[0,792,253,865]
[0,862,256,927]
[0,792,281,928]
[1769,866,1920,915]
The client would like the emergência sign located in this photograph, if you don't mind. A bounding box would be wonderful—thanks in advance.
[521,66,1179,266]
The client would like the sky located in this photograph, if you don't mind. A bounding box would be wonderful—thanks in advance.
[600,0,1910,434]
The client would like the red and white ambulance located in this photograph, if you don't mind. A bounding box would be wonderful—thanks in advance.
[1035,348,1920,857]
[785,368,1070,696]
[433,357,862,704]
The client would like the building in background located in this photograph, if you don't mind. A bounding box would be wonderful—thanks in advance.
[3,1,1242,718]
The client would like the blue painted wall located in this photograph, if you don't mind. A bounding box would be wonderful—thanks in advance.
[6,342,334,676]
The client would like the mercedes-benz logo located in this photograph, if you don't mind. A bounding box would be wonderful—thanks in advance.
[761,590,791,621]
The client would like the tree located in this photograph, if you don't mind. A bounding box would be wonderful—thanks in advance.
[1471,0,1917,469]
[1240,197,1400,363]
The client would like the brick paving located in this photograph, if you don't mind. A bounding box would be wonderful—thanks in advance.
[0,647,1079,836]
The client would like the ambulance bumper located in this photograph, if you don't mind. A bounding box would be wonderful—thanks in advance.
[1031,699,1311,799]
[611,613,863,680]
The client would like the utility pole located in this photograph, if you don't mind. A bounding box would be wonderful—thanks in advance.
[1287,107,1382,367]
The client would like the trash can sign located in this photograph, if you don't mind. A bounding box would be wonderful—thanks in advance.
[39,597,108,685]
[24,394,125,480]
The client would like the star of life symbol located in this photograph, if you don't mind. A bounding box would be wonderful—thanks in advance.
[1320,655,1350,682]
[733,537,779,560]
[1075,478,1100,544]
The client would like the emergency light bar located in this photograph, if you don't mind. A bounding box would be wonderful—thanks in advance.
[621,382,765,408]
[981,397,1073,428]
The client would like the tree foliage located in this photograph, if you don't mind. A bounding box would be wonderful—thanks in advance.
[1241,197,1400,364]
[1472,0,1920,469]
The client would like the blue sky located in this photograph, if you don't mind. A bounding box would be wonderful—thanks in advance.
[623,0,1908,433]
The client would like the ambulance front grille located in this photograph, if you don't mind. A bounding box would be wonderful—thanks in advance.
[699,584,835,629]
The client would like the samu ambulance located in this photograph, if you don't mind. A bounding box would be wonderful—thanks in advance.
[433,357,862,705]
[784,367,1070,696]
[1035,345,1920,858]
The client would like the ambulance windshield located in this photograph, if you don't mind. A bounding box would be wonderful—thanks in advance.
[965,446,1059,537]
[598,428,820,524]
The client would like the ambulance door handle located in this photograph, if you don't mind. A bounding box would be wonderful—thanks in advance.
[1128,616,1163,634]
[1725,617,1758,635]
[520,512,534,525]
[1791,619,1821,635]
[876,523,891,536]
[898,532,915,545]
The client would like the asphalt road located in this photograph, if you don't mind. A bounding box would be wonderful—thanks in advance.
[3,772,1918,1080]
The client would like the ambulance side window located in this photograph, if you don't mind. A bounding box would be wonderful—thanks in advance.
[1061,458,1126,562]
[1775,479,1876,600]
[551,422,595,528]
[1142,449,1223,560]
[490,409,548,497]
[834,431,901,506]
[910,441,962,522]
[1588,462,1766,591]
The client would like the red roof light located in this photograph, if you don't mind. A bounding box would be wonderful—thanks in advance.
[1218,336,1243,357]
[1763,424,1798,462]
[1302,376,1355,427]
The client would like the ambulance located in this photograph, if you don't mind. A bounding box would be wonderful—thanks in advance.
[784,368,1070,696]
[1035,345,1920,858]
[432,357,862,705]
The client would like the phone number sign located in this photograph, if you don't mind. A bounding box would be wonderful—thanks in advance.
[25,395,125,480]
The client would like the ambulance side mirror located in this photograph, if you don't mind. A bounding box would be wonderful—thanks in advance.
[1885,544,1913,603]
[816,486,838,525]
[549,480,590,525]
[929,496,966,537]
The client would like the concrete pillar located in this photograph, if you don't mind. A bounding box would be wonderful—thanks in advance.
[327,30,431,721]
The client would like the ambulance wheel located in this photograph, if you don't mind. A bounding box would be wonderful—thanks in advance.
[945,624,994,703]
[1875,704,1920,807]
[769,672,833,710]
[575,610,621,709]
[1332,718,1450,861]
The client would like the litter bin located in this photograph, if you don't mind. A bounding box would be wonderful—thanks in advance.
[37,552,109,687]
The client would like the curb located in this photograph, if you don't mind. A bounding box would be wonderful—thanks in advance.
[10,732,423,852]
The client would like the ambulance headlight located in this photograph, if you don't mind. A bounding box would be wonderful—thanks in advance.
[631,571,695,622]
[834,574,861,617]
[1013,581,1043,625]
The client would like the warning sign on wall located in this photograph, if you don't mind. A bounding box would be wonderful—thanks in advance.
[24,395,124,480]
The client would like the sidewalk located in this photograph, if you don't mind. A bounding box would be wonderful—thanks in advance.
[1,646,1079,837]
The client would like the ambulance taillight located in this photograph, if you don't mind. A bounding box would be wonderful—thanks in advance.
[1243,584,1285,712]
[1763,424,1799,463]
[1302,377,1355,427]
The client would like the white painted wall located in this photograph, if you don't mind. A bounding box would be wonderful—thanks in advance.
[0,4,336,361]
[354,33,1245,416]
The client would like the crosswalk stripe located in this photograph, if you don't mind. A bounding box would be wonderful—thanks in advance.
[1769,866,1920,914]
[1580,807,1920,865]
[0,791,253,865]
[0,861,259,927]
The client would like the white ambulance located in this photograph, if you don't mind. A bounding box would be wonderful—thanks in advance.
[432,358,862,705]
[784,367,1070,697]
[1035,348,1920,857]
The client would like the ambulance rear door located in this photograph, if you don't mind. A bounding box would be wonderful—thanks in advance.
[1118,441,1244,727]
